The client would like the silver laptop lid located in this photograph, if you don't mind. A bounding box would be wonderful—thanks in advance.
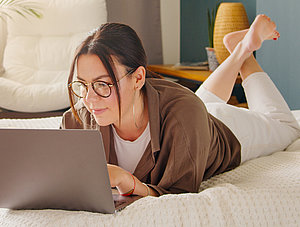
[0,128,115,214]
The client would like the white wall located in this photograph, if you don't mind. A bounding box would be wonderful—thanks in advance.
[160,0,180,64]
[256,0,300,109]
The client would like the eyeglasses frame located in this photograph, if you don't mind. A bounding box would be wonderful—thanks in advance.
[68,68,135,99]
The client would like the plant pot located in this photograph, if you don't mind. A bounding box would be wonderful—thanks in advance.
[205,47,219,71]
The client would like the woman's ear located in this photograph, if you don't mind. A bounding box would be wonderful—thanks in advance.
[133,66,146,89]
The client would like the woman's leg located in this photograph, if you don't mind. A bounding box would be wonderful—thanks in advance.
[223,28,279,81]
[196,14,279,103]
[197,15,300,162]
[205,101,300,163]
[222,19,299,132]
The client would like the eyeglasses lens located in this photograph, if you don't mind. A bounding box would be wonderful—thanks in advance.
[71,81,111,98]
[71,82,87,98]
[93,82,111,97]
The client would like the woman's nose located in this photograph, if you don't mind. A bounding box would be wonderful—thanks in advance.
[85,84,99,102]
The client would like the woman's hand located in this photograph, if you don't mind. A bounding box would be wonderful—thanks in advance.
[107,164,158,197]
[107,164,133,194]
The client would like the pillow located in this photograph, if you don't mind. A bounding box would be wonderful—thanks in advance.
[0,0,107,112]
[285,139,300,151]
[285,110,300,151]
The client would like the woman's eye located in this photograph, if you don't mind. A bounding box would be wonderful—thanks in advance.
[94,82,111,90]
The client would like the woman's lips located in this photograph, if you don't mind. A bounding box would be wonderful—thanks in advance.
[91,108,108,115]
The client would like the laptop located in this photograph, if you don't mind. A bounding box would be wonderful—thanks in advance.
[0,128,141,214]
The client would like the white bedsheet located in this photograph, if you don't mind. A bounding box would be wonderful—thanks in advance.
[0,116,62,129]
[0,111,300,226]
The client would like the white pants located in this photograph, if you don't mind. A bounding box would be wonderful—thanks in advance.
[196,72,300,163]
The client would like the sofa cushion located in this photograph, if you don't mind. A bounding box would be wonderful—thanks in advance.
[0,0,107,112]
[0,19,6,75]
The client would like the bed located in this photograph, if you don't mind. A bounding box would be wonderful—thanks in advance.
[0,111,299,226]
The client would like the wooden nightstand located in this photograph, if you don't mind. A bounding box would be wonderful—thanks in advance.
[148,64,247,108]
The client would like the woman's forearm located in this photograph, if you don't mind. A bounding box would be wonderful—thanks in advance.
[108,164,158,197]
[117,172,158,197]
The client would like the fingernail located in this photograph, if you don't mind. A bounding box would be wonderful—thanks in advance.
[273,38,277,40]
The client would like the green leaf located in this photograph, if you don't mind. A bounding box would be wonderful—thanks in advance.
[0,0,43,22]
[207,8,213,47]
[28,8,42,18]
[206,1,221,48]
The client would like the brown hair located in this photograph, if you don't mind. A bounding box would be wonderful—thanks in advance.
[67,23,161,124]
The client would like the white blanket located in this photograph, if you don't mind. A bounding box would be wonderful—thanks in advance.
[0,116,62,129]
[0,112,300,226]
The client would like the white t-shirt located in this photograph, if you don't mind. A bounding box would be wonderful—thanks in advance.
[112,123,151,173]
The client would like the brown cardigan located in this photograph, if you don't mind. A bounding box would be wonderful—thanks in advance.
[61,78,241,195]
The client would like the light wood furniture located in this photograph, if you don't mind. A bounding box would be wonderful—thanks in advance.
[148,64,242,84]
[148,64,247,107]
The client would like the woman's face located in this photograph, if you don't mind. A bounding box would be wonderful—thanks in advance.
[76,54,136,127]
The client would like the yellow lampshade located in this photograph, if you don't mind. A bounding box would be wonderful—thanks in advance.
[213,2,249,64]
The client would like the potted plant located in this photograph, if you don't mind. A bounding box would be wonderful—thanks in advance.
[0,0,42,22]
[206,2,220,71]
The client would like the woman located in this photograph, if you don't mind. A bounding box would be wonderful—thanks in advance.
[61,15,300,197]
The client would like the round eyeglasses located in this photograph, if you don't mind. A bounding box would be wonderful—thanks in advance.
[69,69,135,99]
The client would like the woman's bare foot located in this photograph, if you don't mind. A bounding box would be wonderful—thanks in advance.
[223,15,280,53]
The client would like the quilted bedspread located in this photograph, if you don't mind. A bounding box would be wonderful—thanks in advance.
[0,115,299,226]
